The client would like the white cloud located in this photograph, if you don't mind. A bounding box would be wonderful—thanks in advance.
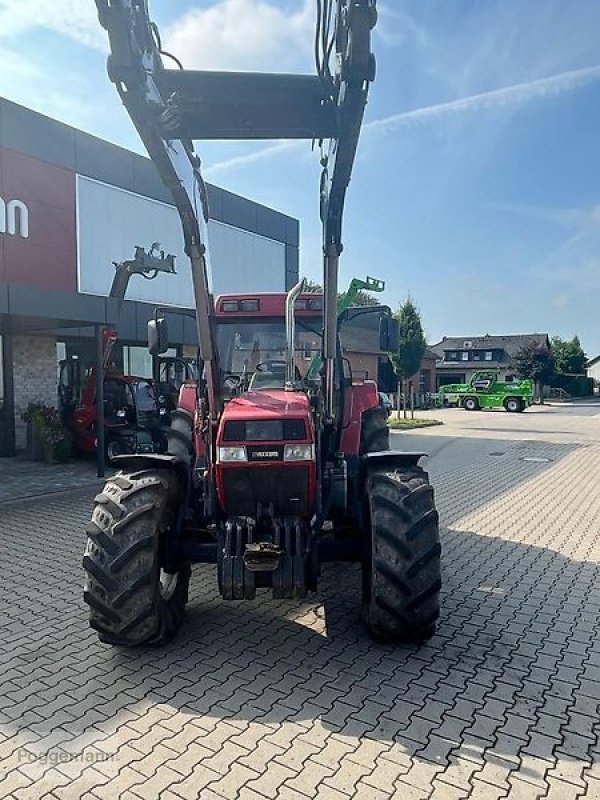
[0,0,105,51]
[163,0,314,72]
[375,4,428,49]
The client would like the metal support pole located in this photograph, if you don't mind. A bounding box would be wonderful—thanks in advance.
[95,325,105,478]
[0,329,16,457]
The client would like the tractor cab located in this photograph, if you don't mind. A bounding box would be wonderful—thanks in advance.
[470,370,497,392]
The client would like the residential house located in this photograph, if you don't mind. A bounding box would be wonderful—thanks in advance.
[430,334,551,389]
[586,354,600,387]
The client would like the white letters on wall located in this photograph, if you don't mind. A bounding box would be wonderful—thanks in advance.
[0,197,29,238]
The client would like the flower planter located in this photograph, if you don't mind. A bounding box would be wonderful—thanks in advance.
[26,421,46,461]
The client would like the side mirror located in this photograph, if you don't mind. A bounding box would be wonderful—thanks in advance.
[379,315,398,353]
[148,317,169,355]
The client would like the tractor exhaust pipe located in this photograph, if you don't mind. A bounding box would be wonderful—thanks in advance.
[285,278,305,389]
[323,245,339,419]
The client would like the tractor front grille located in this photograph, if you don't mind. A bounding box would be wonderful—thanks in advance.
[222,465,309,517]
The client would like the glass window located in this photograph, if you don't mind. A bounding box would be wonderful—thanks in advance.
[216,319,322,375]
[461,352,469,361]
[485,351,493,361]
[123,345,176,378]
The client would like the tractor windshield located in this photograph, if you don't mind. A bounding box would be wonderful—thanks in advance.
[216,319,322,383]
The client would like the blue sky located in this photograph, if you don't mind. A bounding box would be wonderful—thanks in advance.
[1,0,599,351]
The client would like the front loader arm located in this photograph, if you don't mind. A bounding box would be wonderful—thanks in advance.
[95,0,377,425]
[96,0,219,417]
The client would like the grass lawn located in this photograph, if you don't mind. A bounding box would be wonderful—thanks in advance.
[387,417,443,430]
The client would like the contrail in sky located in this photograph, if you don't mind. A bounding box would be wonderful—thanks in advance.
[366,64,600,133]
[205,64,600,176]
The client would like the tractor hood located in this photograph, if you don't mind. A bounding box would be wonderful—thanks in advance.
[222,390,311,422]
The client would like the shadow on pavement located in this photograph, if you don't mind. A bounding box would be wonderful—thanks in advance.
[1,431,597,783]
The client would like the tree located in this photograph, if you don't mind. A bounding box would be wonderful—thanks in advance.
[511,342,555,402]
[391,299,426,419]
[302,278,323,294]
[551,336,587,375]
[300,277,381,306]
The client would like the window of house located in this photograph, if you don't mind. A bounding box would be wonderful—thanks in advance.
[461,352,469,361]
[447,351,457,360]
[485,351,493,361]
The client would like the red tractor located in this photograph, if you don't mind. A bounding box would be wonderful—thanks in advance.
[84,0,441,645]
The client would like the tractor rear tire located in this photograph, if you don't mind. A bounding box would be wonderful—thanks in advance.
[83,468,190,646]
[362,463,441,642]
[504,397,523,413]
[463,396,479,411]
[360,406,390,454]
[166,409,194,463]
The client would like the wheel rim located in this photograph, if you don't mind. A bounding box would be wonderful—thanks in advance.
[107,440,120,461]
[508,399,518,411]
[159,569,179,600]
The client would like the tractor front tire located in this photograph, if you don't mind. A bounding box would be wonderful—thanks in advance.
[463,396,479,411]
[360,406,390,454]
[362,464,441,642]
[83,468,190,646]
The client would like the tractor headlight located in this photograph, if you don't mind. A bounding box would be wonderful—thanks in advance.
[218,446,248,463]
[283,444,315,461]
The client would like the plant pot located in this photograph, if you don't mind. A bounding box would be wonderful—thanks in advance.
[30,424,46,461]
[43,443,56,464]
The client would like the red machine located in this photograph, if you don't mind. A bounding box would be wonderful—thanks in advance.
[59,328,167,461]
[83,0,441,646]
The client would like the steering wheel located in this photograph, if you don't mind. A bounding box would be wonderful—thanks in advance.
[223,373,242,391]
[255,360,285,373]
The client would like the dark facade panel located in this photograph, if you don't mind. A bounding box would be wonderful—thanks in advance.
[75,131,135,192]
[285,216,300,248]
[182,315,197,347]
[285,244,300,290]
[7,285,106,325]
[0,99,76,171]
[0,283,8,314]
[218,191,258,233]
[132,157,172,205]
[256,204,287,243]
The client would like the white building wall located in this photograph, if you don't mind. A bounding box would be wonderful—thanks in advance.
[76,176,286,306]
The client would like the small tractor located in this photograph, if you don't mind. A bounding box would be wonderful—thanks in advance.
[439,369,533,412]
[83,0,441,646]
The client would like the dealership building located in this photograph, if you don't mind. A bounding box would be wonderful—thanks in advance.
[0,97,299,455]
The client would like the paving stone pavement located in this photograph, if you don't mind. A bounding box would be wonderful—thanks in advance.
[0,404,599,799]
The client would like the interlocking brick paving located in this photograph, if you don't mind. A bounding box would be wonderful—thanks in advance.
[0,403,599,799]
